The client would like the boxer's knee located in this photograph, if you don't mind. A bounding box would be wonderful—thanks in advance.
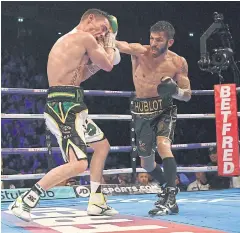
[157,136,174,159]
[72,160,88,174]
[140,156,155,172]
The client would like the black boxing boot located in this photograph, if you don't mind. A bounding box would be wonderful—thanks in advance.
[154,185,180,206]
[149,187,179,216]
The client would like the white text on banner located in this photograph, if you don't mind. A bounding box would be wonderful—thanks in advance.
[214,84,239,176]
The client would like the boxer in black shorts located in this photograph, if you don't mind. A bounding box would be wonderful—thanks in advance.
[132,96,177,159]
[117,21,192,216]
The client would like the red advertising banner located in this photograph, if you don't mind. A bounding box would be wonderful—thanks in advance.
[214,84,239,176]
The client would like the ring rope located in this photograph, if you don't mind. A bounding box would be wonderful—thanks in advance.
[1,166,218,181]
[2,87,240,97]
[2,87,238,181]
[1,142,218,155]
[2,113,240,120]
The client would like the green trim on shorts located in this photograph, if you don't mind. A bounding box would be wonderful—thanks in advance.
[47,102,81,123]
[48,92,75,98]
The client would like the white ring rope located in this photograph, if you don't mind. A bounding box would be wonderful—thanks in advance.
[1,166,218,181]
[2,113,240,120]
[0,142,218,155]
[1,87,240,96]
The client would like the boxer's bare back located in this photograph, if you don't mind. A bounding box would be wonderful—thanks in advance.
[132,46,188,98]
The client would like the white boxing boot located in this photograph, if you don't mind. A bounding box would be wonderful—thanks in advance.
[87,193,118,216]
[8,188,40,222]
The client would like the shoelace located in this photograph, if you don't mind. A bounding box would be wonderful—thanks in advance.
[22,203,31,213]
[164,193,176,207]
[157,192,165,198]
[102,194,113,210]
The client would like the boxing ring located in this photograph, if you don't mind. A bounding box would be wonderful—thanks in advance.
[1,87,240,233]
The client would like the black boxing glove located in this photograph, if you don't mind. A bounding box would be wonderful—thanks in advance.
[157,76,179,98]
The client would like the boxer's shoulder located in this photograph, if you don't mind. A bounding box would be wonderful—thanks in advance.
[168,51,187,69]
[168,50,181,59]
[67,29,95,43]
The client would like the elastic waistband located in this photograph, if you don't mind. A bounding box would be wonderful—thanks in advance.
[47,86,84,102]
[131,96,173,114]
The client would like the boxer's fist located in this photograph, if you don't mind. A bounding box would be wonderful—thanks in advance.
[113,48,121,65]
[109,15,118,36]
[104,15,118,49]
[104,32,116,49]
[157,76,178,98]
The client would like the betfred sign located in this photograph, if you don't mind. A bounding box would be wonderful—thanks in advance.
[214,84,239,176]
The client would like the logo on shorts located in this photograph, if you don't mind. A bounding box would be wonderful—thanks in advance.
[86,123,96,136]
[138,141,146,151]
[60,125,71,134]
[158,121,165,131]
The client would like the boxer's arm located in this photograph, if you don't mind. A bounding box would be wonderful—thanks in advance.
[83,44,120,79]
[116,40,147,56]
[173,57,192,102]
[83,34,113,72]
[83,63,101,79]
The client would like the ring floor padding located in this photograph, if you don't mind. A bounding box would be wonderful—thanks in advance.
[2,189,239,233]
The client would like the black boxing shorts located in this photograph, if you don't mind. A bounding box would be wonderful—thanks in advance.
[131,96,177,158]
[44,86,88,162]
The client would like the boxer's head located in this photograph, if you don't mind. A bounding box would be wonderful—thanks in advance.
[81,8,111,38]
[150,21,175,57]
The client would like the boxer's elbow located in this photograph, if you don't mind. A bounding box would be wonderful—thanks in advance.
[182,88,192,102]
[104,63,113,72]
[184,97,191,102]
[184,93,192,102]
[100,59,113,72]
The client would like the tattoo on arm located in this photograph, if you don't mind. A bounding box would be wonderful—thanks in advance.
[173,57,191,101]
[175,58,190,89]
[180,58,188,76]
[87,64,100,74]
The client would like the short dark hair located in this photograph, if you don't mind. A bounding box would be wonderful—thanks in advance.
[150,21,175,39]
[81,8,109,21]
